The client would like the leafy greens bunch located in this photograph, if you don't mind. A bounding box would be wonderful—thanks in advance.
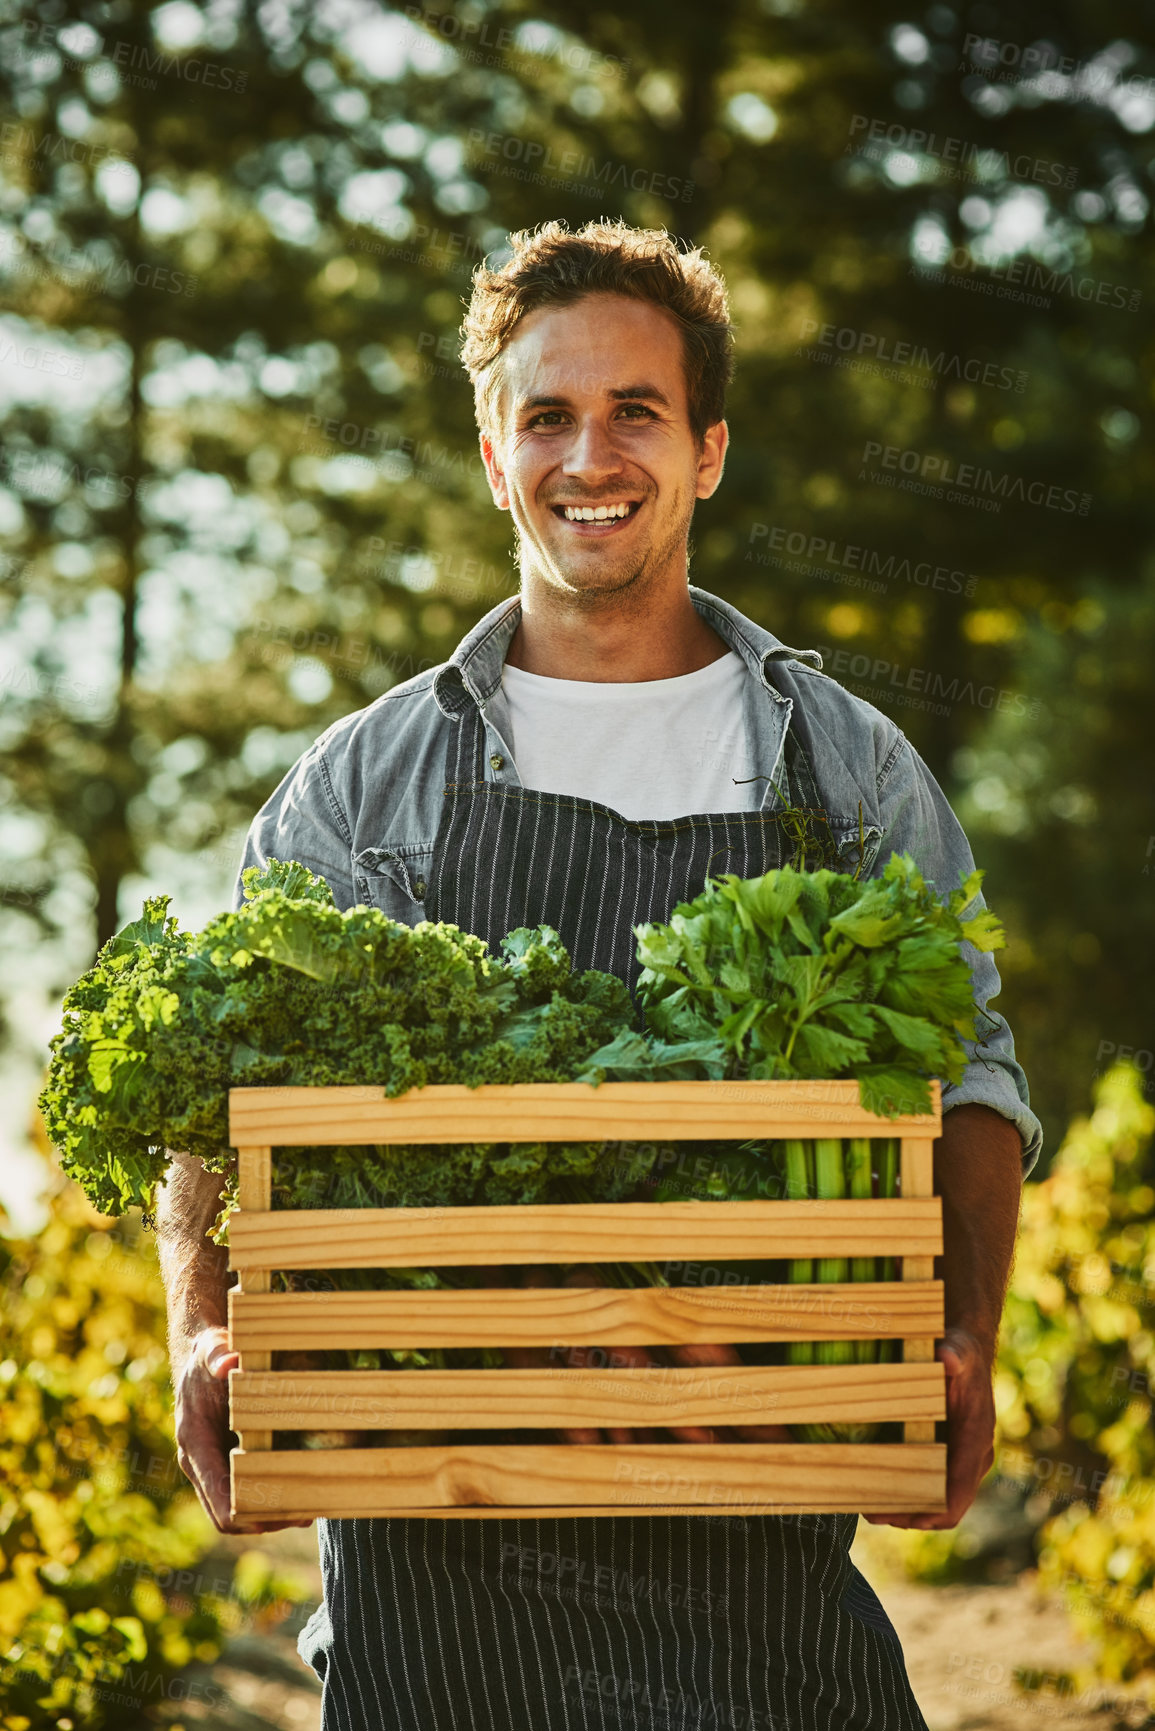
[584,851,1005,1118]
[603,852,1006,1442]
[39,858,646,1229]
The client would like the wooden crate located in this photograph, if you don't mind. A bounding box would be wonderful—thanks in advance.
[228,1079,945,1520]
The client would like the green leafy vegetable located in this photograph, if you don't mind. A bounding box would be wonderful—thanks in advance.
[40,851,1007,1440]
[38,860,639,1227]
[632,851,1004,1116]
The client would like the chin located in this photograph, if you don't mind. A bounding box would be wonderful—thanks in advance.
[552,561,649,599]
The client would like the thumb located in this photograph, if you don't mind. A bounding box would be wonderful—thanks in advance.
[200,1332,238,1378]
[938,1340,966,1378]
[938,1325,987,1374]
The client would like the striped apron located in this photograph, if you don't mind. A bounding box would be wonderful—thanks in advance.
[298,692,929,1731]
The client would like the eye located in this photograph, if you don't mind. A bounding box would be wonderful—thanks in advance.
[525,410,567,428]
[618,403,656,418]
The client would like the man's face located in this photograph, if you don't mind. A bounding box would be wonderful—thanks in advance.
[479,293,727,603]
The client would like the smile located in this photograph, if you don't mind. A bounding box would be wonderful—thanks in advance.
[551,500,642,528]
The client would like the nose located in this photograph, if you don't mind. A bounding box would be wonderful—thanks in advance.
[561,415,626,487]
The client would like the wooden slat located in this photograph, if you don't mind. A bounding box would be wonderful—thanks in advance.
[227,1196,944,1271]
[324,1503,926,1520]
[228,1280,943,1351]
[234,1146,273,1450]
[231,1440,947,1518]
[228,1080,941,1149]
[230,1361,947,1431]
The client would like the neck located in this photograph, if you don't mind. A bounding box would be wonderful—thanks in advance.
[504,576,728,683]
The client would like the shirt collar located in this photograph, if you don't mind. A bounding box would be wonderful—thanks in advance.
[432,585,823,719]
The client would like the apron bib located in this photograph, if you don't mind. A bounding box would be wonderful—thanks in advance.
[299,696,929,1731]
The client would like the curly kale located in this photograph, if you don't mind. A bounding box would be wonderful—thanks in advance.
[38,859,638,1223]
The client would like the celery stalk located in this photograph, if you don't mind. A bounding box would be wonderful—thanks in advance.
[876,1136,899,1362]
[813,1139,853,1370]
[847,1137,875,1364]
[784,1139,814,1367]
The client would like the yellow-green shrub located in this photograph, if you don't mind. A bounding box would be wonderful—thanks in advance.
[994,1062,1155,1689]
[1,1171,232,1730]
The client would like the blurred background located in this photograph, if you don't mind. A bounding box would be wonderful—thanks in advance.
[1,0,1153,1725]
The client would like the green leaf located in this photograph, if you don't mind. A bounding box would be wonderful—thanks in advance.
[856,1067,932,1119]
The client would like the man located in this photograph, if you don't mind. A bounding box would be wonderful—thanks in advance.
[159,218,1040,1730]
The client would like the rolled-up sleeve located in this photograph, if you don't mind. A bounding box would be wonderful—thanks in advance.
[874,734,1043,1178]
[230,733,355,914]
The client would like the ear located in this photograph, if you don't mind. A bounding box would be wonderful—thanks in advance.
[480,429,510,510]
[694,420,729,500]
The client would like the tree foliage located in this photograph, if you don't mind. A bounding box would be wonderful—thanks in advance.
[1,2,1151,1153]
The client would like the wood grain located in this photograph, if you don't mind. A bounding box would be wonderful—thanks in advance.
[235,1145,272,1449]
[230,1440,948,1519]
[900,1137,938,1443]
[228,1280,943,1351]
[226,1197,944,1270]
[228,1080,941,1148]
[229,1361,947,1430]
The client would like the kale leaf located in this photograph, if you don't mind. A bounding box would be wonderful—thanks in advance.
[38,861,638,1224]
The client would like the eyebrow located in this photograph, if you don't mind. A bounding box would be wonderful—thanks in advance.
[518,383,672,413]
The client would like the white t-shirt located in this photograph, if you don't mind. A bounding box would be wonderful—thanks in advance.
[500,650,761,820]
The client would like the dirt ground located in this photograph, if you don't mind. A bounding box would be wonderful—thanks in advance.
[851,1523,1155,1731]
[144,1522,1155,1731]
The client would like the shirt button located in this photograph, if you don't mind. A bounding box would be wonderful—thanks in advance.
[414,878,426,899]
[490,753,504,771]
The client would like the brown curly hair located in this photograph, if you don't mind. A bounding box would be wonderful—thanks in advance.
[459,218,734,444]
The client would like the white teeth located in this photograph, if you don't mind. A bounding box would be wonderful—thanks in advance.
[562,502,634,521]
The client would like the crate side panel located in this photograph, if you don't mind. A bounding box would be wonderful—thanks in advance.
[228,1281,944,1351]
[228,1080,941,1147]
[229,1362,947,1431]
[226,1197,944,1271]
[231,1441,947,1518]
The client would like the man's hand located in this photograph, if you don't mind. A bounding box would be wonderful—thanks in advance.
[494,1265,792,1445]
[863,1326,995,1530]
[174,1325,313,1534]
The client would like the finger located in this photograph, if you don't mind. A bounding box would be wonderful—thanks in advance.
[179,1427,235,1533]
[187,1430,312,1533]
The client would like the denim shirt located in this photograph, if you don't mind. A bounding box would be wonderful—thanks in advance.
[235,585,1042,1176]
